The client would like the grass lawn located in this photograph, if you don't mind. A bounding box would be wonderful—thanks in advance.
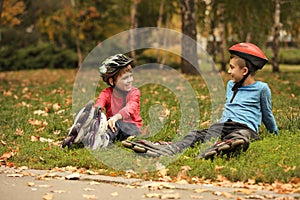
[0,65,299,184]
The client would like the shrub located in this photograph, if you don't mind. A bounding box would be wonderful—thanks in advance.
[0,43,78,71]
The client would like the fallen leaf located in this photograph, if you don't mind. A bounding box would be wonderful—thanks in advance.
[175,179,189,184]
[27,182,35,187]
[82,194,98,199]
[53,103,61,111]
[51,190,66,194]
[0,152,14,160]
[7,173,23,177]
[39,137,54,143]
[247,178,256,185]
[65,172,80,180]
[15,128,24,136]
[89,181,100,185]
[144,193,161,198]
[38,184,53,188]
[111,192,118,196]
[125,169,136,178]
[245,194,264,199]
[31,135,40,142]
[3,90,13,96]
[176,165,191,181]
[143,182,175,190]
[43,193,54,200]
[53,130,61,135]
[84,188,95,191]
[214,165,225,172]
[28,119,43,126]
[234,189,254,195]
[190,195,203,199]
[194,189,206,193]
[160,193,180,199]
[33,110,48,116]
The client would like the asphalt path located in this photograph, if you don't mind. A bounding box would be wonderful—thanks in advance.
[0,166,298,200]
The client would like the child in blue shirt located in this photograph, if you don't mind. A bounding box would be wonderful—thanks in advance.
[122,42,279,158]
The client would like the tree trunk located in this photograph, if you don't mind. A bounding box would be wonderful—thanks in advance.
[0,0,3,41]
[70,0,83,68]
[272,0,281,72]
[130,0,139,65]
[181,0,199,75]
[0,0,3,20]
[156,0,164,64]
[218,3,227,72]
[206,0,218,72]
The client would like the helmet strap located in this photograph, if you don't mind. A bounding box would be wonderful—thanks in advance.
[113,86,129,107]
[230,70,251,103]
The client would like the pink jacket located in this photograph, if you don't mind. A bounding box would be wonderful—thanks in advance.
[94,86,142,129]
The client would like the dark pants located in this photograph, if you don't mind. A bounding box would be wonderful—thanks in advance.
[174,121,259,151]
[106,120,141,143]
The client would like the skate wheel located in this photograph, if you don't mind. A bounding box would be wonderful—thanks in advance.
[132,145,147,153]
[203,150,217,158]
[218,144,230,151]
[121,140,133,148]
[231,139,244,148]
[146,150,159,157]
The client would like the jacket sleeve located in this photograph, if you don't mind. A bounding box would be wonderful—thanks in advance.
[260,85,278,134]
[94,88,109,110]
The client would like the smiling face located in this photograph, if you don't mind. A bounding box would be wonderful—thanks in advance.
[109,65,134,92]
[115,71,133,92]
[228,56,248,83]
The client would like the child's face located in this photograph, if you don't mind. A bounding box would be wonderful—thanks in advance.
[228,57,247,83]
[114,71,133,92]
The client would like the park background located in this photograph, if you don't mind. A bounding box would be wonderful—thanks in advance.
[0,0,299,188]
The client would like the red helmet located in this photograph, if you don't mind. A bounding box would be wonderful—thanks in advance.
[229,43,268,69]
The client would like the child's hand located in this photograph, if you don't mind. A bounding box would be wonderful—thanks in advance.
[107,114,122,132]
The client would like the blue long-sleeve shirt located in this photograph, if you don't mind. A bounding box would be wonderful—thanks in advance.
[220,80,278,133]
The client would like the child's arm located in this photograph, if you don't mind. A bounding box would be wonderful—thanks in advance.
[261,85,279,134]
[94,88,109,109]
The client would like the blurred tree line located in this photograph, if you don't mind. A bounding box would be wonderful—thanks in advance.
[0,0,300,72]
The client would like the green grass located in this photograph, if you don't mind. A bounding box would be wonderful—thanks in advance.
[0,67,299,184]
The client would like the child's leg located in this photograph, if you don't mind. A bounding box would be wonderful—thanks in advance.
[121,123,225,157]
[106,121,140,143]
[199,122,259,159]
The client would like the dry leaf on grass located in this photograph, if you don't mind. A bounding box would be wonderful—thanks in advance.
[0,152,14,160]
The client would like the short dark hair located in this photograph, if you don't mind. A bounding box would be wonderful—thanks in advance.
[230,54,257,75]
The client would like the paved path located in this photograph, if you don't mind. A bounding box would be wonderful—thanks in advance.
[0,166,298,200]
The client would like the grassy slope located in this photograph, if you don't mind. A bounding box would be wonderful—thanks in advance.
[0,66,299,183]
